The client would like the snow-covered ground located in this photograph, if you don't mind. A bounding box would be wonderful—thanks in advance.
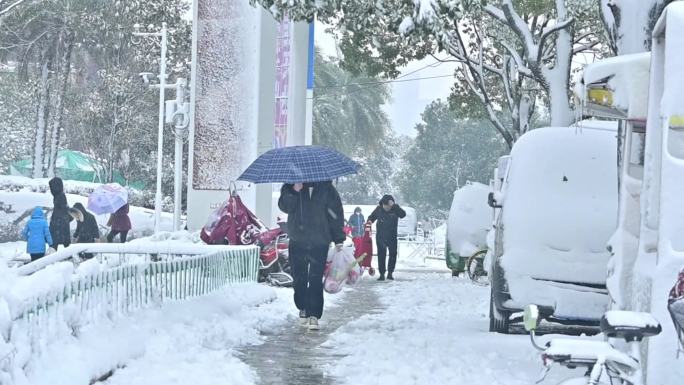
[13,284,294,385]
[323,273,587,385]
[0,190,176,264]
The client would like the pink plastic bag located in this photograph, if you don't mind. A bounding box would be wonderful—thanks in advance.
[323,246,362,294]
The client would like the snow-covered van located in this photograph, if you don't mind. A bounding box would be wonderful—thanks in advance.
[488,123,617,333]
[445,182,491,276]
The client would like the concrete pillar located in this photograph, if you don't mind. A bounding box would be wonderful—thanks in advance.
[187,0,310,231]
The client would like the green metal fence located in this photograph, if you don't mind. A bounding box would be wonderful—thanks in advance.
[3,246,259,372]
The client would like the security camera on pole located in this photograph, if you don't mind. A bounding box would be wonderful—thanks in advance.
[132,23,190,233]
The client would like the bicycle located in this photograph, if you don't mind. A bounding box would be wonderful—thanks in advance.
[523,304,661,385]
[466,249,488,286]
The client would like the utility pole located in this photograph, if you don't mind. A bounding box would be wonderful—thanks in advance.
[166,79,190,231]
[133,22,168,233]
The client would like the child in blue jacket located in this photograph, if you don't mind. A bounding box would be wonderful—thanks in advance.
[22,207,54,262]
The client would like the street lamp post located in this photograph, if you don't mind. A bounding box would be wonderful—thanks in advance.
[133,23,168,234]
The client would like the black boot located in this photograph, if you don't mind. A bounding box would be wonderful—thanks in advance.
[387,272,394,280]
[378,274,386,281]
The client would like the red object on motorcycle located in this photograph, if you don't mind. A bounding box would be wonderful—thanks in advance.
[260,247,278,267]
[201,194,264,245]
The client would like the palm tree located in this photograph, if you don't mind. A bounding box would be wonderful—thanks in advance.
[313,50,391,156]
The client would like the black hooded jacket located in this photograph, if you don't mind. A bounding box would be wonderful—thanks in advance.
[73,203,100,243]
[368,194,406,240]
[278,181,345,247]
[48,177,72,245]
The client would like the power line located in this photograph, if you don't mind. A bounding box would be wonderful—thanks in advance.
[316,73,455,90]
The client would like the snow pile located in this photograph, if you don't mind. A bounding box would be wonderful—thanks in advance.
[432,223,446,248]
[446,182,490,258]
[323,273,584,384]
[8,284,292,385]
[0,175,168,211]
[0,190,174,246]
[500,125,617,319]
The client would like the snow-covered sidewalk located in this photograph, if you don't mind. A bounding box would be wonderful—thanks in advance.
[14,284,293,385]
[322,273,582,385]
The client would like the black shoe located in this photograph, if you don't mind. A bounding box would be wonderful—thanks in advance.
[378,274,385,281]
[387,273,394,280]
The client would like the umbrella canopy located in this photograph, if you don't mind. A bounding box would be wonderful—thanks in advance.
[238,145,360,184]
[87,183,128,215]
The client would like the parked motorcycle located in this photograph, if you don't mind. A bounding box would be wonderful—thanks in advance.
[200,193,293,287]
[523,304,661,385]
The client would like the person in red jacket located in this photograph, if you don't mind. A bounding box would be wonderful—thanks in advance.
[107,203,132,243]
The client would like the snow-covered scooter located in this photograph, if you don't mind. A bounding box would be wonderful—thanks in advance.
[523,304,661,385]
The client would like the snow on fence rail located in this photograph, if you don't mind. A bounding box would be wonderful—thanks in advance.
[16,242,247,275]
[1,246,259,375]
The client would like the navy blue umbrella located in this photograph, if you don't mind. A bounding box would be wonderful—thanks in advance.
[238,145,360,184]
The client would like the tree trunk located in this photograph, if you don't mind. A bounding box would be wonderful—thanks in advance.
[47,31,74,178]
[32,45,54,179]
[600,0,670,55]
[546,0,574,127]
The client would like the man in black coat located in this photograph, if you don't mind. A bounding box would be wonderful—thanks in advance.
[368,194,406,281]
[278,180,345,331]
[48,177,72,249]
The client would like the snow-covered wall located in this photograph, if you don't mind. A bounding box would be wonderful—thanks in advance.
[186,0,261,231]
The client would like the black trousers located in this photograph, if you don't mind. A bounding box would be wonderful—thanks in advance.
[107,230,128,243]
[376,236,398,275]
[289,243,329,319]
[30,253,45,262]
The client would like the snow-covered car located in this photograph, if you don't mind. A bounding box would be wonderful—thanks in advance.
[488,123,618,333]
[445,182,491,276]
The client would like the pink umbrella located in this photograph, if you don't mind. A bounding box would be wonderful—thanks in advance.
[87,183,128,215]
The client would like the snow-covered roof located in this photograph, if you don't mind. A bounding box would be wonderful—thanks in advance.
[578,53,651,120]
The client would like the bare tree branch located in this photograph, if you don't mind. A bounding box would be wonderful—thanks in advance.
[537,17,574,63]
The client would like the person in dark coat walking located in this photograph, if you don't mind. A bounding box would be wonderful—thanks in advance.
[348,207,365,238]
[368,194,406,281]
[48,177,72,249]
[70,203,100,260]
[107,203,131,243]
[278,180,345,331]
[22,207,54,262]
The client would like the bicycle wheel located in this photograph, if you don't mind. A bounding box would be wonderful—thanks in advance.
[466,249,488,286]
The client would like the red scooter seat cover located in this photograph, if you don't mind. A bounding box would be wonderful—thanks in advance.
[200,194,263,245]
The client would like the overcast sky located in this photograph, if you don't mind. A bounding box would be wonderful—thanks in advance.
[314,22,457,138]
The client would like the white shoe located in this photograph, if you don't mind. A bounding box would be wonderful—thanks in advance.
[308,316,320,331]
[298,310,308,326]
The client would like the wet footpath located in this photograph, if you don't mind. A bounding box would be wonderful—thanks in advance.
[238,279,382,385]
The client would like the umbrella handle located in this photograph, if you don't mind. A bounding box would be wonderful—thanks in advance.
[229,181,237,197]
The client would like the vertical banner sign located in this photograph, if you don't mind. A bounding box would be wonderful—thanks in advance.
[307,22,315,90]
[274,15,291,149]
